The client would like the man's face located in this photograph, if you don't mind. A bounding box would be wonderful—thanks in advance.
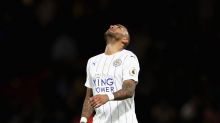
[105,24,128,41]
[107,24,127,35]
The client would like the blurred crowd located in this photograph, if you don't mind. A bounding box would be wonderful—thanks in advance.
[0,0,220,123]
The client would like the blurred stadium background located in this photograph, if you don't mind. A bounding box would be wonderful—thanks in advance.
[0,0,220,123]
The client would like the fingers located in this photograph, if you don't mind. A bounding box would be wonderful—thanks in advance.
[89,94,109,108]
[94,103,102,108]
[89,96,102,108]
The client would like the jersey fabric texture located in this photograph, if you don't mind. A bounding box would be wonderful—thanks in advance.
[85,49,140,123]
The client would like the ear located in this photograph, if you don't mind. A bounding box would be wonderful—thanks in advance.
[121,37,129,46]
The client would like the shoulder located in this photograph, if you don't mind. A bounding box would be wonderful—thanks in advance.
[123,49,138,59]
[87,53,104,63]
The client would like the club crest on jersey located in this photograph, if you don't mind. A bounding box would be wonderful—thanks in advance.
[113,59,122,67]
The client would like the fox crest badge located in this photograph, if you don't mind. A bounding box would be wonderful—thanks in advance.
[113,59,122,67]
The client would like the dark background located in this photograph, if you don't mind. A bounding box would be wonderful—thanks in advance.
[0,0,220,123]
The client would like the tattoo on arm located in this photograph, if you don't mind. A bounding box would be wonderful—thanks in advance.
[81,88,94,118]
[113,79,137,100]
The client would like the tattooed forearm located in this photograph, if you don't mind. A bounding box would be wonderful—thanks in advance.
[81,88,94,118]
[113,79,137,100]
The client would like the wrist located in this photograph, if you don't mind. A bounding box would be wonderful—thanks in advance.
[106,93,114,101]
[80,117,87,123]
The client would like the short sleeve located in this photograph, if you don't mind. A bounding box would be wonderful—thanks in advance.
[122,54,140,82]
[85,59,92,88]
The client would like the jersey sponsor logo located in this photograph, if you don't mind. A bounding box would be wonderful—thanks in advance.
[113,59,122,67]
[93,75,115,93]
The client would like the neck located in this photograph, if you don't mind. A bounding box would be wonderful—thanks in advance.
[104,42,124,55]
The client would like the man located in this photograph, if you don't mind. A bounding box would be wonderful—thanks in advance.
[80,24,140,123]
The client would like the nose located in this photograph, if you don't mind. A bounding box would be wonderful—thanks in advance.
[110,25,114,28]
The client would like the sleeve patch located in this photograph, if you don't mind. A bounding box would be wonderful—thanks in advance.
[129,67,137,76]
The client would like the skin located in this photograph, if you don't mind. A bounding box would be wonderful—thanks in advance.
[80,24,137,120]
[81,88,94,119]
[89,80,137,108]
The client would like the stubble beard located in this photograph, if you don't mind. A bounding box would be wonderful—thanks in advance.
[104,31,124,41]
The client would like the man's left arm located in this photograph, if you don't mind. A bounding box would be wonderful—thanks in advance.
[113,79,137,100]
[89,79,137,108]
